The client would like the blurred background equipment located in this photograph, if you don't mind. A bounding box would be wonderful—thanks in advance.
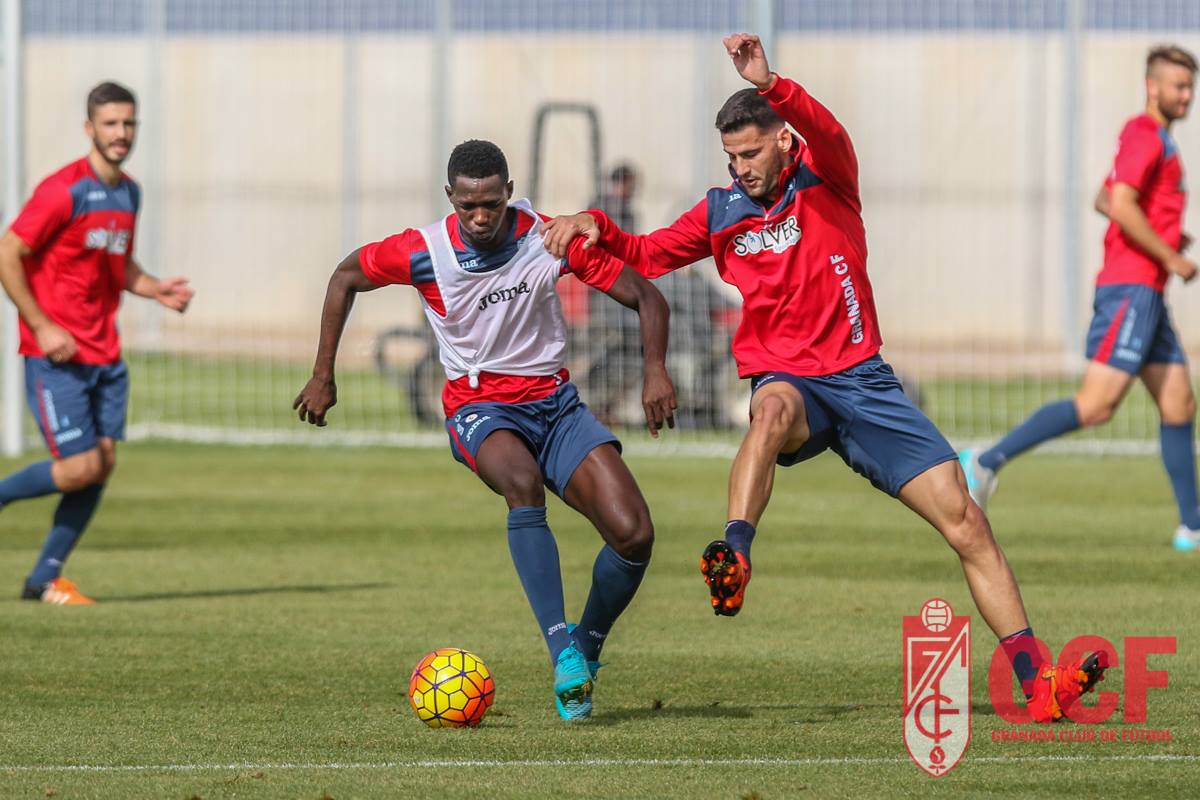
[2,1,1199,455]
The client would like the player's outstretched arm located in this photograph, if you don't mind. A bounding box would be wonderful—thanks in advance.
[125,258,194,312]
[0,230,77,362]
[603,266,676,437]
[1108,182,1198,282]
[294,249,380,426]
[543,203,712,279]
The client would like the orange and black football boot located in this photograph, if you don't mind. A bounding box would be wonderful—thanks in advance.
[700,540,751,616]
[1028,650,1109,723]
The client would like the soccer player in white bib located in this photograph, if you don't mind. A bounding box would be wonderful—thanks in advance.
[294,140,676,721]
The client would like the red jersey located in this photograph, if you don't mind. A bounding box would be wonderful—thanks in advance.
[9,158,139,365]
[587,75,881,378]
[1099,114,1187,291]
[360,208,625,416]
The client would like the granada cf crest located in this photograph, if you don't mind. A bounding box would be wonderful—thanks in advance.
[903,598,971,777]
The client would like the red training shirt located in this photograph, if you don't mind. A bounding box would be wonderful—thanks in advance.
[9,157,139,365]
[1098,114,1187,292]
[587,74,882,378]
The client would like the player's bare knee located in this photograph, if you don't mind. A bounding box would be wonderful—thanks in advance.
[751,394,797,445]
[1160,394,1196,426]
[53,449,104,492]
[609,507,653,562]
[497,466,545,508]
[1076,399,1115,427]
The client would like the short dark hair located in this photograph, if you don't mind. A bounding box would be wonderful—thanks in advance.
[87,81,136,119]
[1147,44,1198,77]
[715,88,784,134]
[610,162,637,183]
[447,139,509,185]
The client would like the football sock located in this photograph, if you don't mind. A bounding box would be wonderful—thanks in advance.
[573,545,649,662]
[27,484,104,588]
[723,519,756,567]
[1159,422,1200,530]
[506,506,571,663]
[0,460,58,505]
[999,627,1041,699]
[979,400,1079,471]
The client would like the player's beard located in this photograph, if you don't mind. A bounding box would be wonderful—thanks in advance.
[94,135,131,167]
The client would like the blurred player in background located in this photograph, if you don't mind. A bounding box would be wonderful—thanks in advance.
[961,45,1199,552]
[544,33,1105,722]
[294,140,675,721]
[0,82,193,605]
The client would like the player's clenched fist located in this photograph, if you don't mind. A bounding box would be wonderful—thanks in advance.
[294,375,337,426]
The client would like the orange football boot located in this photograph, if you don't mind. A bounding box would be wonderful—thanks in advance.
[1028,651,1108,723]
[34,577,96,606]
[699,540,751,616]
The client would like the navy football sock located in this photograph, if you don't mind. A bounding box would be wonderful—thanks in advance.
[999,627,1041,700]
[723,519,756,568]
[506,506,571,663]
[0,460,58,506]
[573,545,648,662]
[27,484,104,588]
[1159,422,1200,530]
[979,399,1080,471]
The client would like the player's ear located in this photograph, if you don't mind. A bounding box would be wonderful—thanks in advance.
[444,184,453,201]
[776,125,792,152]
[505,180,514,199]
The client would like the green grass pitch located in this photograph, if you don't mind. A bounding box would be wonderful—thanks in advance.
[1,442,1197,798]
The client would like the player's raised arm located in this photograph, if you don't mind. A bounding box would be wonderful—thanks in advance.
[542,198,712,279]
[602,266,676,437]
[294,248,380,426]
[724,32,860,205]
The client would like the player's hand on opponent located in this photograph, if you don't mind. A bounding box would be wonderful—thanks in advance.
[293,375,337,426]
[1167,252,1199,283]
[35,321,77,363]
[724,32,775,91]
[155,277,194,312]
[541,213,600,259]
[642,363,677,438]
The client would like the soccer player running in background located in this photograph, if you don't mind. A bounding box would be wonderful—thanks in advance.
[293,140,675,721]
[960,46,1199,552]
[0,82,193,605]
[543,34,1103,722]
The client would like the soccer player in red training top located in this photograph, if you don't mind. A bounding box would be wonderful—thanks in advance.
[293,140,675,721]
[543,34,1104,722]
[962,45,1200,552]
[0,82,193,605]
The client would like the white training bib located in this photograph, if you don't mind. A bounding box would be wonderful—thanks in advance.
[417,198,568,387]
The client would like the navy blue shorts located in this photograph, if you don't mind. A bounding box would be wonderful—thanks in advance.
[1084,283,1185,374]
[25,357,130,458]
[446,382,621,497]
[751,356,957,497]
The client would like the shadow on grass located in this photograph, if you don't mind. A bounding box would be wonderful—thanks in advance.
[593,700,882,726]
[102,581,393,603]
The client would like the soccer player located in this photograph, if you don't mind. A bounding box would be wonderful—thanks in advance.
[293,140,675,721]
[960,45,1199,551]
[0,82,193,605]
[542,34,1103,722]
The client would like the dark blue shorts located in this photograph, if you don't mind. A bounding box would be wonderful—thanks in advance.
[1084,283,1185,374]
[445,382,621,498]
[751,356,957,497]
[25,357,130,458]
